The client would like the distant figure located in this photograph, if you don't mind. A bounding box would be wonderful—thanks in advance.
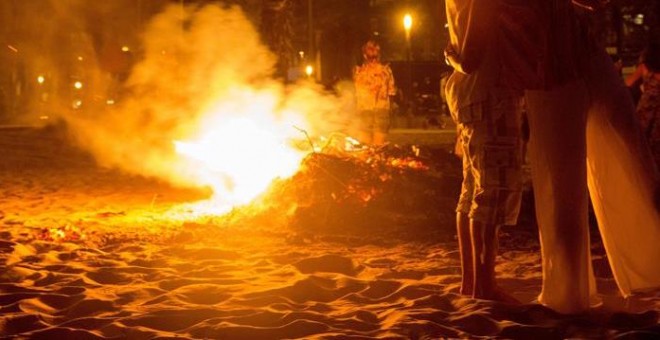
[626,43,660,164]
[353,40,396,145]
[444,0,524,301]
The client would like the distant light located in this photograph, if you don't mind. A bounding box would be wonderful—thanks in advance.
[106,99,115,105]
[121,46,130,52]
[7,45,18,53]
[299,51,305,59]
[374,31,380,36]
[305,65,314,77]
[39,115,50,120]
[77,56,84,61]
[74,81,83,90]
[72,100,83,109]
[403,14,413,31]
[634,14,644,25]
[37,75,45,84]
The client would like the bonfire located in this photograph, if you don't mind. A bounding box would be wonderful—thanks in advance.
[2,3,657,339]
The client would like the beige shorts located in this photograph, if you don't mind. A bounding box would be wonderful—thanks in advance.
[456,96,524,226]
[358,109,390,135]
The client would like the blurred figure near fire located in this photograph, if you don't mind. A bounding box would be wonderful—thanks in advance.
[444,0,524,301]
[626,43,660,165]
[353,40,396,145]
[522,0,660,314]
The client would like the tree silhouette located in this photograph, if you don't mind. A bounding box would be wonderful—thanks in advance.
[260,0,295,78]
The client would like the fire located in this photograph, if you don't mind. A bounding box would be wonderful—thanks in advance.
[173,90,311,213]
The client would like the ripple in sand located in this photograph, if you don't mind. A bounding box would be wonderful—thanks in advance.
[172,284,232,305]
[119,308,223,332]
[84,268,135,285]
[172,247,242,261]
[21,327,105,340]
[358,280,402,300]
[158,277,244,292]
[0,314,48,336]
[447,311,500,336]
[293,254,363,276]
[247,275,368,304]
[34,292,86,312]
[188,319,330,340]
[18,297,60,315]
[61,299,117,319]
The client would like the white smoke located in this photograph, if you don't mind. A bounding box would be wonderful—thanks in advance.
[56,3,353,189]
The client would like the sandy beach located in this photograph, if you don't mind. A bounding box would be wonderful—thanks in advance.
[1,125,659,339]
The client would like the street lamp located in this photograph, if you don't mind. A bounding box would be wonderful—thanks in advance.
[403,14,412,41]
[403,13,413,114]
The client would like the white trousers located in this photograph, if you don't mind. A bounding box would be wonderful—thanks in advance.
[585,50,660,296]
[525,49,660,314]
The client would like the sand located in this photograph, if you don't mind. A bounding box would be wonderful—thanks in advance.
[1,125,658,339]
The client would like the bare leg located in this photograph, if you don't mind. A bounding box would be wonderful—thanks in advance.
[470,219,497,299]
[456,212,473,295]
[469,220,520,303]
[356,110,373,145]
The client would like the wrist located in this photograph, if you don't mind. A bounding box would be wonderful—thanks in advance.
[444,46,457,67]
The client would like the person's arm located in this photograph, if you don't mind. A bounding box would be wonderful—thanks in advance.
[444,43,465,73]
[385,65,396,97]
[572,0,610,11]
[625,63,645,87]
[445,0,495,74]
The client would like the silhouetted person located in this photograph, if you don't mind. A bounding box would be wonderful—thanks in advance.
[626,43,660,165]
[444,0,524,301]
[523,0,660,313]
[353,40,396,145]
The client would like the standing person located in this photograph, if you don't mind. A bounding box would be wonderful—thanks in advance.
[353,40,396,145]
[524,0,660,314]
[444,0,524,301]
[520,0,596,314]
[626,43,660,165]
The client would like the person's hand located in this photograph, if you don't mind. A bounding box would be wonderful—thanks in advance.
[444,44,458,67]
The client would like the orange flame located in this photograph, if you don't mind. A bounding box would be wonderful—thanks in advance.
[173,90,311,214]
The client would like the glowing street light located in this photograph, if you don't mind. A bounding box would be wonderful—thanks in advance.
[403,13,413,60]
[37,75,45,85]
[403,13,413,113]
[403,13,413,40]
[305,64,314,78]
[74,81,83,90]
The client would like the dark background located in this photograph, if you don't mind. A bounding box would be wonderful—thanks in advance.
[0,0,657,122]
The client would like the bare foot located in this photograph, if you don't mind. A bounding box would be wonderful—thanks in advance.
[474,287,521,304]
[460,283,473,296]
[460,273,473,295]
[489,288,521,304]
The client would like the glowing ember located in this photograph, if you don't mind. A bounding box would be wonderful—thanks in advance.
[42,224,86,242]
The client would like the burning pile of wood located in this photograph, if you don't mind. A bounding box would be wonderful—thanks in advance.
[250,139,463,240]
